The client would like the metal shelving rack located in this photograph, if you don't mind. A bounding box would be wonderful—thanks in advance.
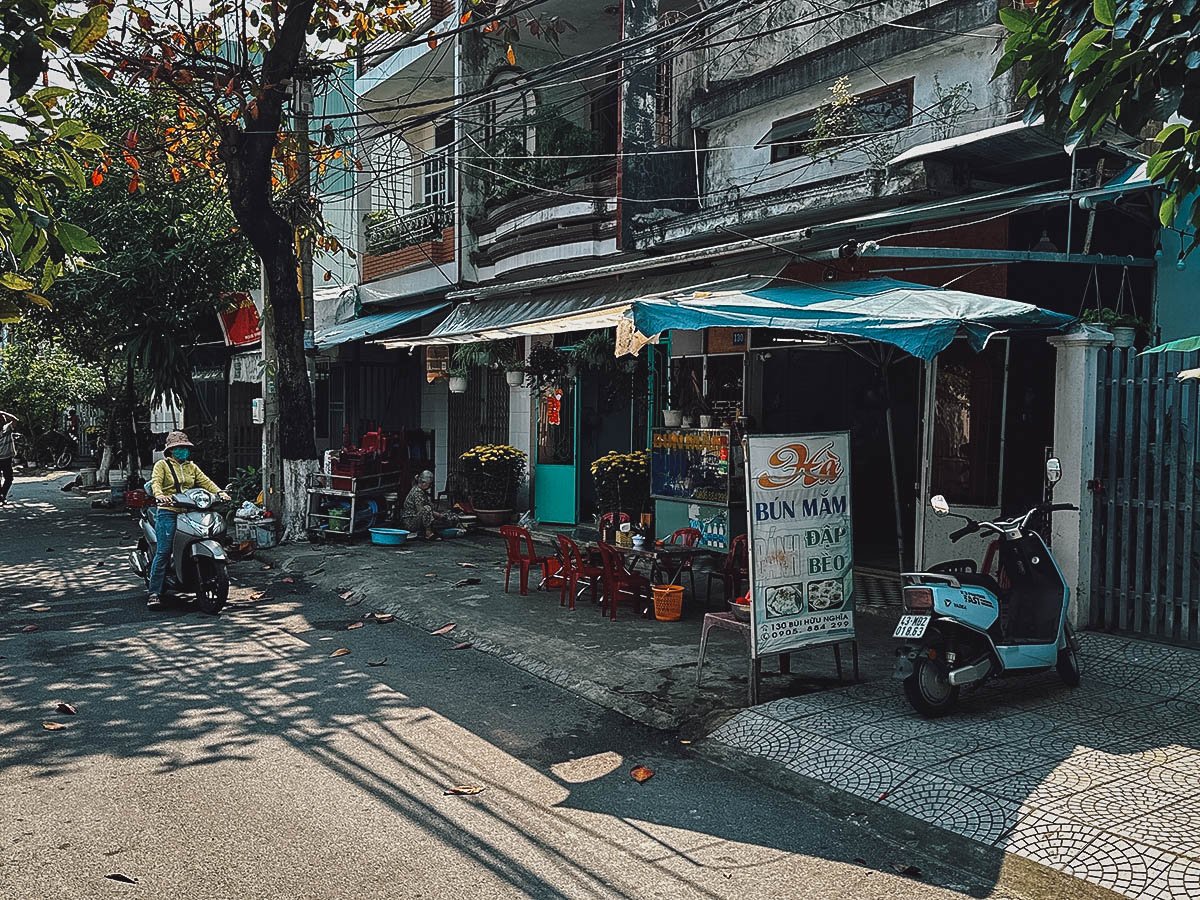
[305,470,405,539]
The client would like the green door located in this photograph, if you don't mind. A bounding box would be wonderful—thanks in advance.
[534,378,578,524]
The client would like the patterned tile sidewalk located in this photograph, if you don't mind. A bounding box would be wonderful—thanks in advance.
[706,632,1200,899]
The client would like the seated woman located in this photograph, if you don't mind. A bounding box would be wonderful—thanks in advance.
[401,470,458,539]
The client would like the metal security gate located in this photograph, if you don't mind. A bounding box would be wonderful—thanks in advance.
[448,369,510,484]
[1092,347,1199,643]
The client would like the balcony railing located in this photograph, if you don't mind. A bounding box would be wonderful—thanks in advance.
[365,204,455,255]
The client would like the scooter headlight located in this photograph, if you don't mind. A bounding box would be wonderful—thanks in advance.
[904,587,934,612]
[187,489,213,509]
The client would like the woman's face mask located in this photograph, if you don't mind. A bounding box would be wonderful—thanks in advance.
[170,448,191,462]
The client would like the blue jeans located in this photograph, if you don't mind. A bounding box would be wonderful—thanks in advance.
[148,509,178,596]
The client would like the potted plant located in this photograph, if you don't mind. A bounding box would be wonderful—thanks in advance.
[662,364,683,428]
[590,450,651,519]
[447,342,494,393]
[495,340,526,387]
[459,444,527,525]
[1081,309,1148,349]
[525,344,570,390]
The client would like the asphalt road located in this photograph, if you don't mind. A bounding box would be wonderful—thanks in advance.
[0,476,1021,900]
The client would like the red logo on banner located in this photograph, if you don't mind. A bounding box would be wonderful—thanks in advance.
[756,441,843,490]
[545,389,562,426]
[218,292,261,347]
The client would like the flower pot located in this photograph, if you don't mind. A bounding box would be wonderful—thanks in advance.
[662,409,683,428]
[448,375,468,394]
[473,508,514,527]
[505,370,525,387]
[1111,326,1136,349]
[684,415,698,428]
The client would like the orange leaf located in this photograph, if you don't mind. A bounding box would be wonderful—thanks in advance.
[483,20,500,33]
[124,128,138,150]
[506,44,516,65]
[127,174,139,193]
[330,648,350,658]
[122,151,140,171]
[90,169,103,187]
[323,270,332,282]
[460,10,472,24]
[630,765,654,783]
[427,31,438,49]
[170,167,182,183]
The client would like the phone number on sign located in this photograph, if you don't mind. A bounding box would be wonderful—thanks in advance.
[759,612,852,641]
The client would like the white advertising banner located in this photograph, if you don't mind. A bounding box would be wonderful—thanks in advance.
[745,432,855,658]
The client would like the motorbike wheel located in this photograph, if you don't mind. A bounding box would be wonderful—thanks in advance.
[54,448,73,469]
[194,557,229,615]
[903,657,960,717]
[1057,626,1082,687]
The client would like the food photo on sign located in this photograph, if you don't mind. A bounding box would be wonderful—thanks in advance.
[744,433,855,658]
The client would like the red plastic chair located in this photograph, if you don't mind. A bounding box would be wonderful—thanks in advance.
[704,534,749,608]
[499,525,550,596]
[597,542,653,621]
[556,534,604,610]
[656,527,701,595]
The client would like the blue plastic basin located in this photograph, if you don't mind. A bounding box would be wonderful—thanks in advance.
[369,528,410,546]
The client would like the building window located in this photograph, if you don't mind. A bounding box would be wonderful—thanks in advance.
[766,80,914,164]
[422,122,455,208]
[483,69,535,152]
[370,133,413,212]
[655,11,688,147]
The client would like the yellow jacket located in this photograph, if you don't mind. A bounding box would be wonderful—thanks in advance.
[152,458,220,512]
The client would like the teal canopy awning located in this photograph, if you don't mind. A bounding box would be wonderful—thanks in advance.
[315,301,448,350]
[1141,334,1200,355]
[624,277,1076,361]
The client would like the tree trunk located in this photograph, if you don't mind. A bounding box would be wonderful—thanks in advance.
[123,359,139,486]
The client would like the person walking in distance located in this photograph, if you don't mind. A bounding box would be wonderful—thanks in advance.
[0,410,19,505]
[147,430,229,609]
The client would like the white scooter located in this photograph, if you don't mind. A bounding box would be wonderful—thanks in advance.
[130,488,230,614]
[892,458,1081,716]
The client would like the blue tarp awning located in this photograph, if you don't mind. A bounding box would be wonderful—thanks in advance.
[623,277,1076,361]
[315,301,448,350]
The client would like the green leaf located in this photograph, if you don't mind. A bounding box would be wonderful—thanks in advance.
[0,272,35,291]
[33,86,73,104]
[1093,0,1116,26]
[1159,193,1179,227]
[8,36,43,102]
[1068,29,1107,65]
[999,7,1033,32]
[73,61,116,96]
[1157,123,1188,150]
[56,221,102,255]
[69,6,110,54]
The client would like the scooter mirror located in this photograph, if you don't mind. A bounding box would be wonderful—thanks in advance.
[1045,457,1062,485]
[930,495,950,517]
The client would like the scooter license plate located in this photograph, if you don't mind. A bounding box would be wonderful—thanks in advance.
[893,615,931,640]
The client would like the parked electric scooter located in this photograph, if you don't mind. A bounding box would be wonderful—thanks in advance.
[892,458,1081,716]
[129,488,230,614]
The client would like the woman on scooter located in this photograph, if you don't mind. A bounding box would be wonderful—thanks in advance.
[147,430,229,609]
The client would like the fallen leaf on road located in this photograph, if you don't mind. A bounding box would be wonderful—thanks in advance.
[347,622,364,630]
[104,873,138,884]
[367,657,388,667]
[630,765,654,783]
[339,590,355,600]
[458,562,477,568]
[424,573,437,578]
[451,642,472,651]
[443,785,485,796]
[55,702,77,715]
[282,576,295,584]
[21,624,38,633]
[330,648,351,658]
[372,613,395,624]
[261,565,273,571]
[42,722,68,731]
[453,578,481,587]
[30,605,50,612]
[430,623,456,636]
[892,864,922,880]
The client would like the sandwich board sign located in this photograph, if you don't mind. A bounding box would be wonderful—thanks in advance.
[744,432,855,658]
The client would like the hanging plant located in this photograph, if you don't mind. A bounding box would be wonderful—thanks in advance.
[525,344,570,389]
[569,330,617,373]
[449,341,495,377]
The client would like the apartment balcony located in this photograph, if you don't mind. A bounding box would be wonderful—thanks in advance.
[469,167,617,281]
[362,205,455,286]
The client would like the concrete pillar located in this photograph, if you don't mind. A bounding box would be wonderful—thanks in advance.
[1047,326,1113,627]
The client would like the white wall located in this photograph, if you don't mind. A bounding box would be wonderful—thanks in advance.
[703,35,1014,204]
[420,377,450,487]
